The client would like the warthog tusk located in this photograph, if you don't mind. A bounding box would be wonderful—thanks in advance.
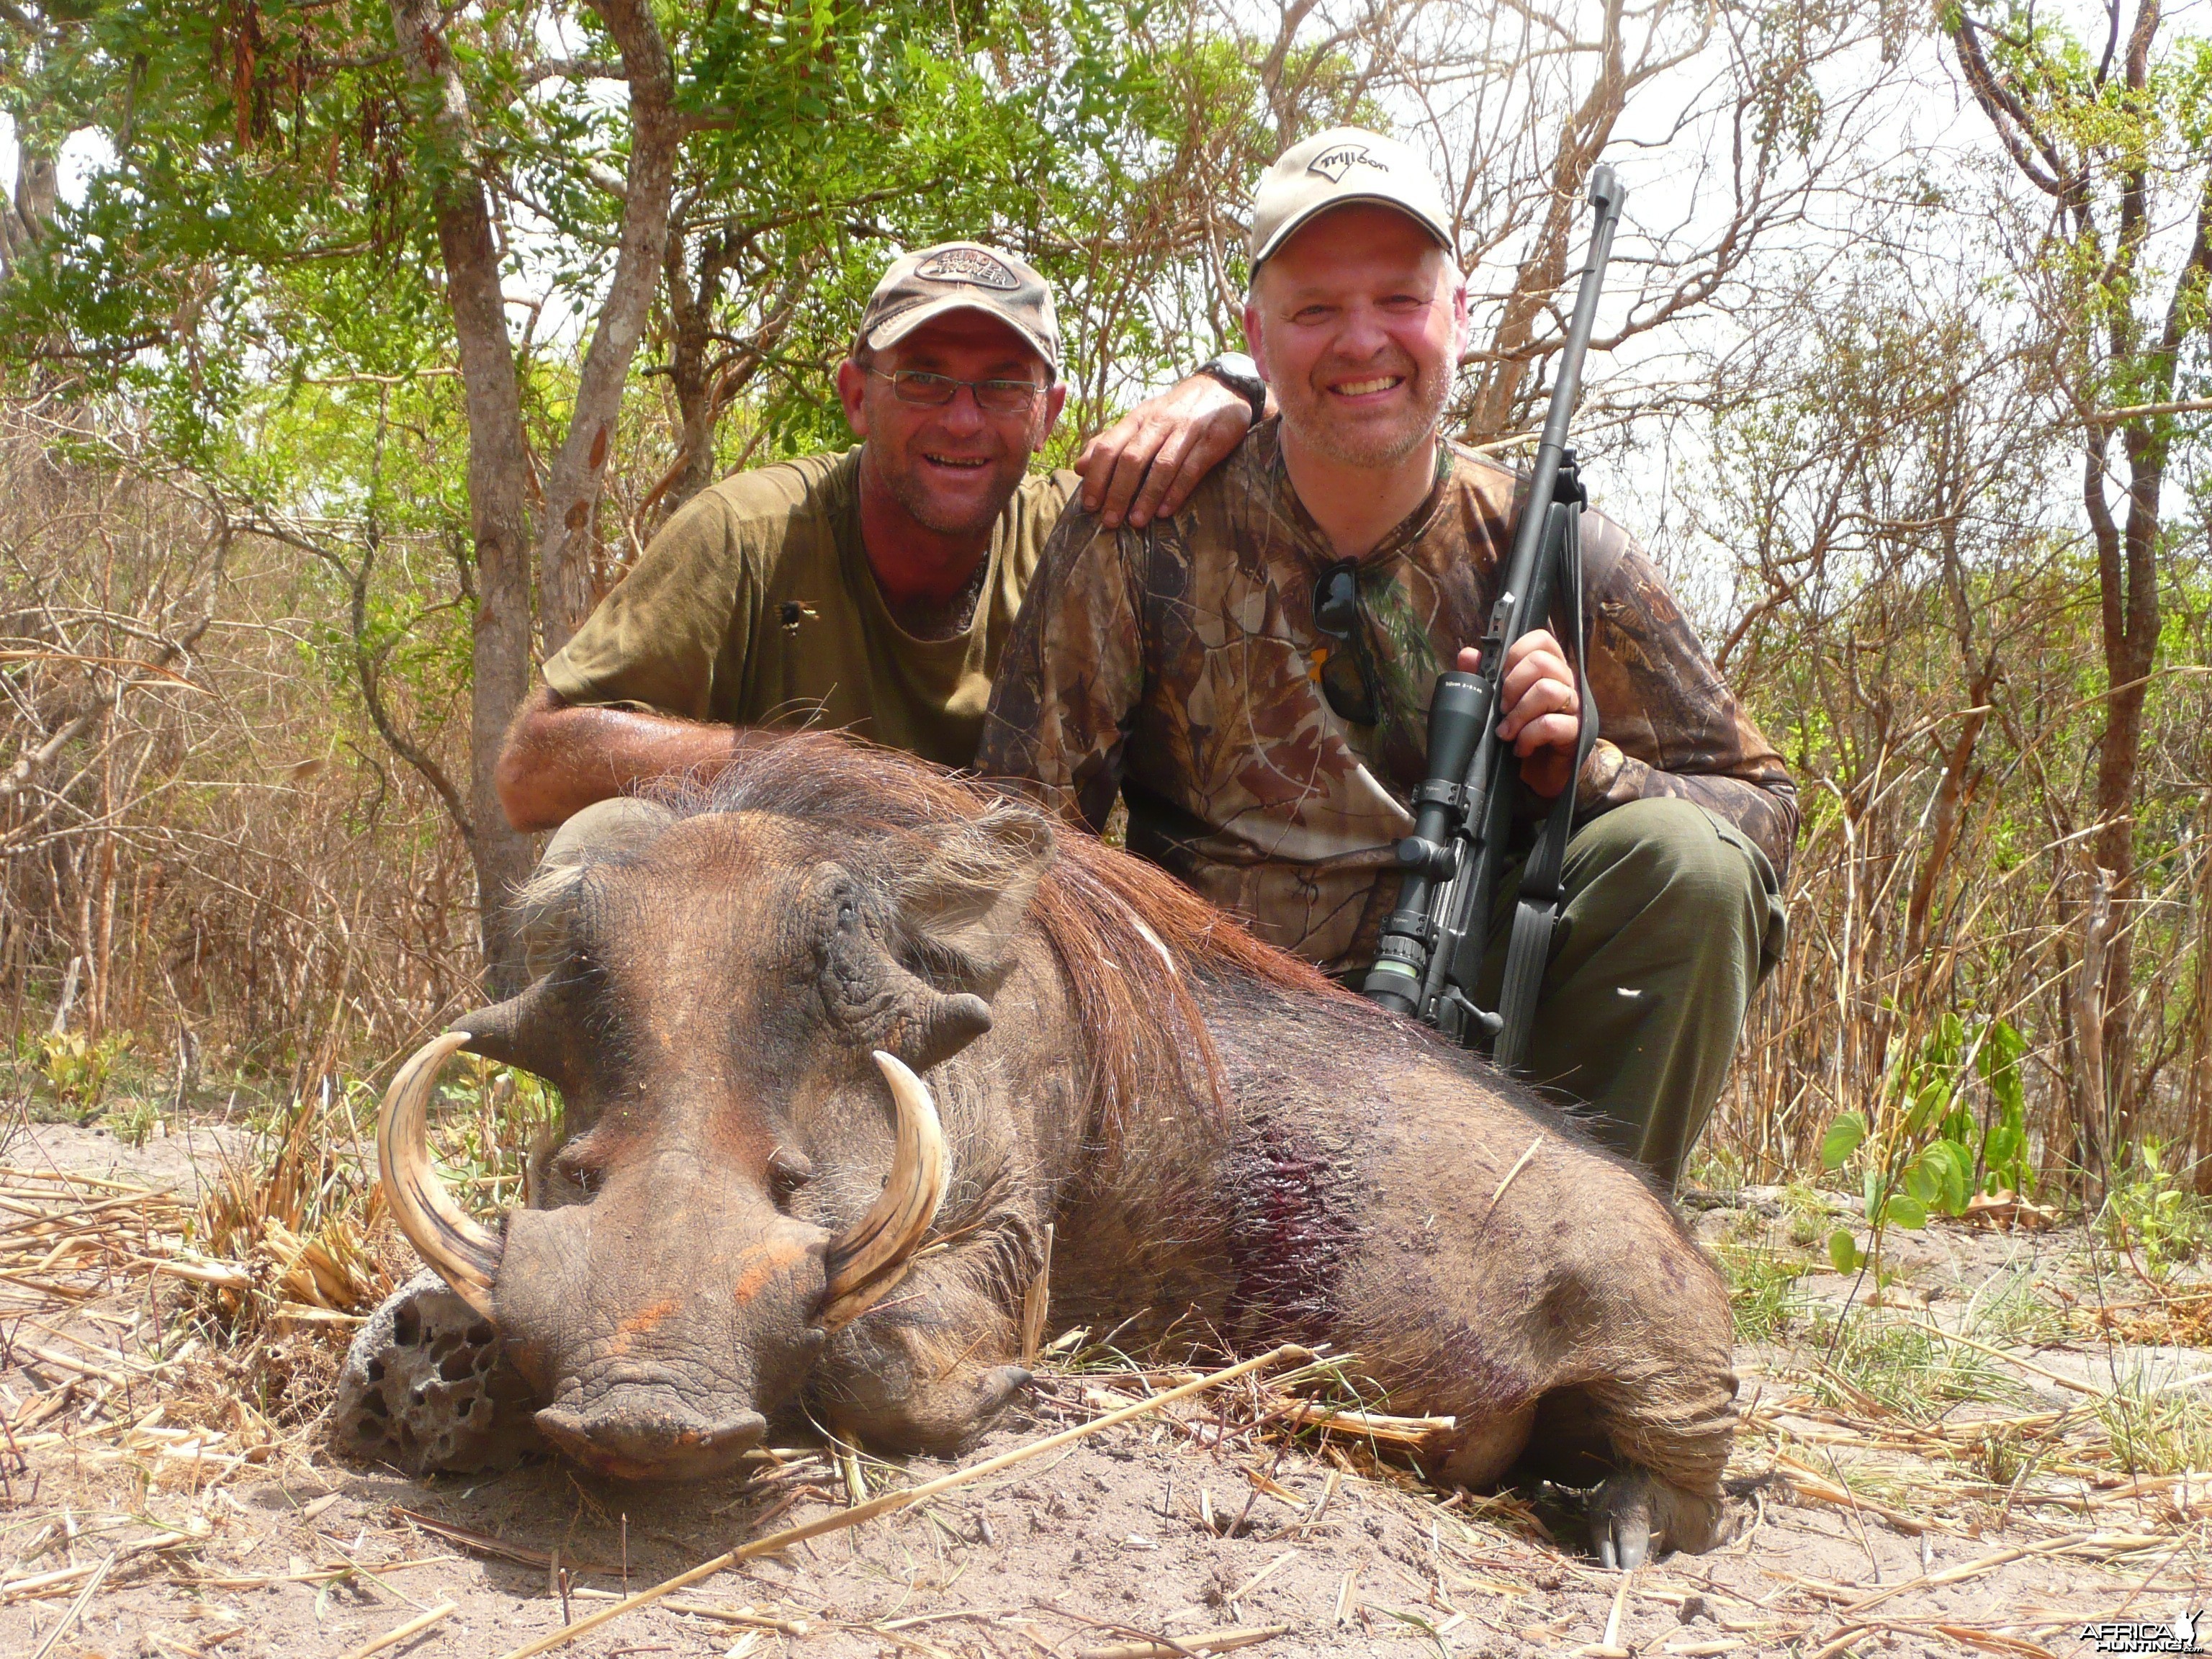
[819,1051,948,1331]
[378,1030,504,1319]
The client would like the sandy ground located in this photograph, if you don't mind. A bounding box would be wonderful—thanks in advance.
[1,1121,2206,1659]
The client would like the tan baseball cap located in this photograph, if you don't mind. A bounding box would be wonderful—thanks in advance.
[1248,127,1454,269]
[855,242,1061,378]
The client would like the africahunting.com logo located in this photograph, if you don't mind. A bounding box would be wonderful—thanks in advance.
[2079,1609,2203,1655]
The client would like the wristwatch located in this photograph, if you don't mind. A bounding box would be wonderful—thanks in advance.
[1197,352,1269,425]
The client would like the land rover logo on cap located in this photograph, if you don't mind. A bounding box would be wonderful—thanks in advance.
[914,247,1021,289]
[1308,144,1387,184]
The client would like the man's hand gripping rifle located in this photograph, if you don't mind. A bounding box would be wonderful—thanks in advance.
[1360,165,1626,1066]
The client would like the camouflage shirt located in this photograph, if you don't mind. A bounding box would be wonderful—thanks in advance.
[977,419,1799,974]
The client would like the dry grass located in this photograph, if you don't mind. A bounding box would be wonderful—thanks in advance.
[1687,1178,2212,1570]
[0,1077,426,1513]
[0,403,480,1112]
[0,1101,2203,1659]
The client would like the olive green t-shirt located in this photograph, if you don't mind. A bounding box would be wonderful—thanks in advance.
[542,448,1077,770]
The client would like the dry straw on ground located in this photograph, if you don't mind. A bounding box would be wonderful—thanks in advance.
[0,1129,2206,1657]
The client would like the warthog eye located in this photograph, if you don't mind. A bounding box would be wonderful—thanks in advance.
[550,1146,606,1200]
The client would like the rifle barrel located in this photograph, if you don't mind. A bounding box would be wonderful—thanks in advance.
[1492,164,1624,666]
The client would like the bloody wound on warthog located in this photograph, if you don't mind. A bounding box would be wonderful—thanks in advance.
[1222,1114,1364,1347]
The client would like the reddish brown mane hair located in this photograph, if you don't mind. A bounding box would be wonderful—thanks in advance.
[649,730,1361,1128]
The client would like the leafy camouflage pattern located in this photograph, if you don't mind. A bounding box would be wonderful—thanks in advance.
[977,419,1799,973]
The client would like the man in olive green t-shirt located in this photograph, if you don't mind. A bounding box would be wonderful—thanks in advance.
[495,241,1265,830]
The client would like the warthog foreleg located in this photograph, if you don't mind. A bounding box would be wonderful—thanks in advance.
[808,1213,1043,1456]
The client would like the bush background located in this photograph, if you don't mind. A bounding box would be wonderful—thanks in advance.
[1,0,2207,1209]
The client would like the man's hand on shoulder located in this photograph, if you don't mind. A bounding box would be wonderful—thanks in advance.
[1076,371,1262,531]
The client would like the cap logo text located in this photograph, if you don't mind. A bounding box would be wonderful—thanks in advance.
[1308,145,1388,184]
[914,248,1021,289]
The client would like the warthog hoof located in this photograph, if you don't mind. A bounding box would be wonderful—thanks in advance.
[330,1271,542,1474]
[1588,1469,1728,1568]
[978,1364,1034,1414]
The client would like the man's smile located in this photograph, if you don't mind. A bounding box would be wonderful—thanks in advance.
[922,451,994,471]
[1329,374,1406,399]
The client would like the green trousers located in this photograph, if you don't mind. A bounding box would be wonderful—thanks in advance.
[1467,797,1786,1190]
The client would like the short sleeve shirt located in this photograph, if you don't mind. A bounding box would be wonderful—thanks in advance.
[543,449,1077,770]
[977,419,1799,972]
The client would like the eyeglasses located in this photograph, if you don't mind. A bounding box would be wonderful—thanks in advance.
[868,367,1046,415]
[1310,560,1382,726]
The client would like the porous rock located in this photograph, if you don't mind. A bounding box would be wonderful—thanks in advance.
[329,1269,541,1473]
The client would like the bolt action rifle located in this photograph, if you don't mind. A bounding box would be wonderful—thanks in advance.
[1360,164,1626,1066]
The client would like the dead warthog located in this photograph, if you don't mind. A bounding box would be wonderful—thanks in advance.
[343,733,1737,1565]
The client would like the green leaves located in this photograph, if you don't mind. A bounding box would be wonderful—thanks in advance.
[1820,1015,2033,1279]
[1820,1110,1866,1170]
[1910,1138,1974,1217]
[1903,1074,1950,1136]
[1828,1228,1862,1274]
[1977,1017,2033,1198]
[1884,1194,1928,1231]
[2098,1139,2210,1280]
[0,0,449,457]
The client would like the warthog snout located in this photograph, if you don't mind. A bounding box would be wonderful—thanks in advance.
[379,980,951,1478]
[367,802,1040,1478]
[534,1360,770,1480]
[487,1175,834,1481]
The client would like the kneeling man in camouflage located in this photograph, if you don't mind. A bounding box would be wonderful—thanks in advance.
[981,134,1797,1187]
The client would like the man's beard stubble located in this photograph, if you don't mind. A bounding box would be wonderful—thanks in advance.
[876,451,1017,539]
[1276,353,1453,469]
[869,407,1046,541]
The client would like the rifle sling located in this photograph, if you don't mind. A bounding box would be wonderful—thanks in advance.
[1491,493,1600,1071]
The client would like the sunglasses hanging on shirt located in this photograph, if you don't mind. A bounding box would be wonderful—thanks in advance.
[1309,560,1384,727]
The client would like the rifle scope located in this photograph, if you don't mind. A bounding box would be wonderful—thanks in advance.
[1363,673,1486,1013]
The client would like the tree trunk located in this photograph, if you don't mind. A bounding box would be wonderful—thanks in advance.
[659,228,724,523]
[1460,4,1634,441]
[535,0,682,658]
[2080,418,2167,1156]
[388,0,538,998]
[0,136,58,276]
[642,236,814,529]
[1940,2,2192,1159]
[2188,795,2212,1195]
[1902,670,1993,969]
[2074,867,2113,1200]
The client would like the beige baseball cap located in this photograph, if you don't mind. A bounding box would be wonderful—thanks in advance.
[855,242,1061,378]
[1247,127,1454,269]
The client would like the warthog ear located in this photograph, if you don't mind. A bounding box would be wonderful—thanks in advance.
[896,804,1054,995]
[513,796,676,979]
